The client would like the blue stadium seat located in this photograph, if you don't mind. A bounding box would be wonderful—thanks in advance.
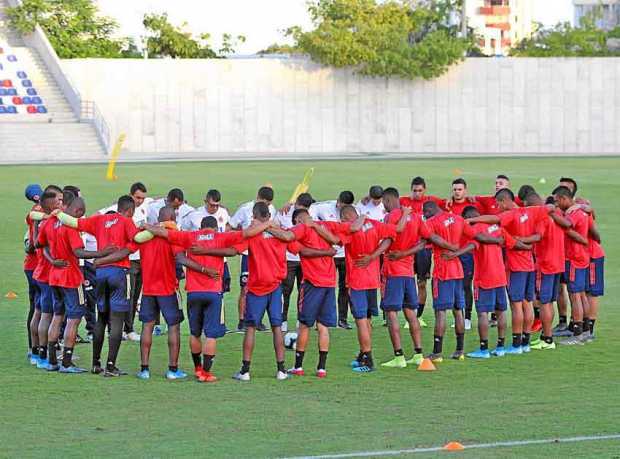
[0,97,3,105]
[0,89,6,96]
[37,105,47,114]
[7,55,17,62]
[7,106,17,113]
[0,106,6,114]
[17,71,27,79]
[7,89,17,96]
[22,96,32,104]
[22,79,32,87]
[0,63,3,70]
[26,88,37,96]
[32,96,42,104]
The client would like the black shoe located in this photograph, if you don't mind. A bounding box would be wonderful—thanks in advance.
[338,320,352,330]
[76,334,91,344]
[103,366,127,377]
[257,323,268,332]
[91,365,104,375]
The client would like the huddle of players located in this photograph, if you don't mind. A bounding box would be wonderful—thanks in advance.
[21,173,604,381]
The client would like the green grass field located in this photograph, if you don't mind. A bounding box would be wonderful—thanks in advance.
[1,158,619,458]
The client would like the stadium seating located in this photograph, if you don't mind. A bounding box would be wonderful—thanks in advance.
[0,42,47,115]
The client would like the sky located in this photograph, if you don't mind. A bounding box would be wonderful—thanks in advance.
[96,0,575,55]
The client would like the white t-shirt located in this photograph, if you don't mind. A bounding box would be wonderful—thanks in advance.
[309,200,344,258]
[147,198,195,227]
[356,200,386,221]
[275,205,319,262]
[230,201,276,256]
[181,206,230,233]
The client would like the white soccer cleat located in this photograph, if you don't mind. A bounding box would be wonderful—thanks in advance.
[276,370,289,381]
[464,319,472,330]
[127,332,141,342]
[281,321,288,333]
[232,371,251,382]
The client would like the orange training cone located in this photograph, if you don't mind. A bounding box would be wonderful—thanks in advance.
[443,441,465,451]
[417,358,436,371]
[5,291,17,299]
[453,168,463,176]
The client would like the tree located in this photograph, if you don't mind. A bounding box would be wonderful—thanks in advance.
[284,0,472,80]
[7,0,128,58]
[143,13,245,58]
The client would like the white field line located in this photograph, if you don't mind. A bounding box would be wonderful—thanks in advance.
[284,434,620,459]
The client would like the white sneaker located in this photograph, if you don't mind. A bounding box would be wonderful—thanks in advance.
[121,332,128,341]
[464,319,472,330]
[127,332,141,342]
[276,370,289,381]
[232,371,250,381]
[281,321,288,333]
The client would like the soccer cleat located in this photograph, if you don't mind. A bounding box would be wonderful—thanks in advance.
[464,319,472,331]
[257,323,268,332]
[75,334,91,344]
[316,369,327,378]
[29,354,40,366]
[276,370,289,381]
[381,355,407,368]
[281,321,288,332]
[531,319,542,333]
[489,318,498,328]
[530,337,542,347]
[198,371,218,383]
[585,333,596,343]
[467,349,491,359]
[552,325,572,337]
[153,325,163,336]
[45,363,60,372]
[426,353,443,363]
[491,347,506,357]
[350,358,363,368]
[59,365,87,374]
[136,369,151,380]
[287,367,305,376]
[578,331,591,343]
[232,371,251,382]
[166,369,188,380]
[450,350,465,361]
[559,336,584,346]
[194,366,204,378]
[521,344,531,353]
[126,332,141,342]
[91,365,104,375]
[505,346,523,355]
[530,340,556,350]
[418,317,428,328]
[406,353,424,365]
[337,320,352,330]
[103,367,125,377]
[352,365,375,373]
[121,332,128,341]
[36,358,49,370]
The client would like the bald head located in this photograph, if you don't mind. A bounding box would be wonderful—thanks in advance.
[339,205,358,222]
[159,206,176,223]
[66,196,86,218]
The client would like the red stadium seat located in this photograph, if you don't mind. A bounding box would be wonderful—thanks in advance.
[2,80,12,87]
[27,105,37,114]
[12,96,22,105]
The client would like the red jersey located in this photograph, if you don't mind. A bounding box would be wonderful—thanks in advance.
[325,220,396,290]
[24,204,41,270]
[475,195,524,215]
[77,213,139,268]
[33,219,53,283]
[565,209,590,269]
[48,223,84,289]
[587,215,605,259]
[235,232,288,296]
[443,200,481,217]
[288,223,336,288]
[383,208,423,278]
[535,212,565,275]
[465,222,507,289]
[133,237,183,296]
[169,229,244,293]
[498,206,547,272]
[399,195,444,215]
[421,212,469,281]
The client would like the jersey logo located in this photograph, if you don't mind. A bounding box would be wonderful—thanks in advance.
[54,221,62,229]
[519,214,529,223]
[362,222,374,232]
[104,218,119,228]
[263,232,274,239]
[443,216,455,227]
[197,234,214,241]
[488,224,500,233]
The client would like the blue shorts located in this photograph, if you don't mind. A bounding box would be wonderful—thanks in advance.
[350,289,379,319]
[52,286,86,319]
[298,282,337,327]
[381,277,418,312]
[140,294,184,325]
[245,286,283,327]
[507,271,535,302]
[414,248,432,280]
[537,273,561,304]
[37,281,53,314]
[25,270,40,311]
[587,257,604,297]
[95,266,130,313]
[187,292,226,338]
[475,286,507,313]
[239,255,249,287]
[432,279,465,311]
[459,253,474,279]
[565,261,587,294]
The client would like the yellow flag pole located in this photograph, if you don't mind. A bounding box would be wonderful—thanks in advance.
[106,133,127,181]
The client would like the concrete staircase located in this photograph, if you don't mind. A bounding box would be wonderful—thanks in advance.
[0,0,106,162]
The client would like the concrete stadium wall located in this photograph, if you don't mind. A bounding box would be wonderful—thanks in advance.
[61,57,620,157]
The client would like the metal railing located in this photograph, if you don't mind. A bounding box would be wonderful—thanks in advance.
[80,100,111,154]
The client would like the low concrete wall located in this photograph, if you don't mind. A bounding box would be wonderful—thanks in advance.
[62,57,620,156]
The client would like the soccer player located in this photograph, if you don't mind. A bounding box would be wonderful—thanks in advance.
[326,205,396,373]
[286,208,340,378]
[229,186,276,332]
[231,202,295,381]
[356,185,386,221]
[311,190,356,329]
[55,195,153,377]
[379,188,426,368]
[585,215,603,341]
[24,184,43,363]
[466,189,548,354]
[419,201,468,362]
[554,186,591,345]
[147,188,194,226]
[275,192,315,332]
[474,174,523,215]
[147,214,271,382]
[399,177,443,326]
[182,189,230,232]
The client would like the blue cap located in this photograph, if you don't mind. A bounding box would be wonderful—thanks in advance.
[25,184,43,202]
